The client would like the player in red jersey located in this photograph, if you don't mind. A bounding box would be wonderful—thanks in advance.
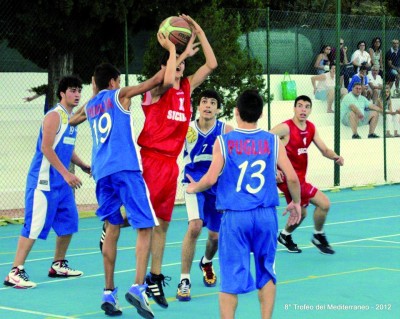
[270,95,344,255]
[138,14,218,308]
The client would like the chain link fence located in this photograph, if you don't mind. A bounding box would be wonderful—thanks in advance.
[1,8,400,219]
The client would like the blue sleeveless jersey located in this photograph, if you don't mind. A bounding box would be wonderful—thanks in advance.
[26,104,78,191]
[216,128,280,211]
[182,120,225,189]
[85,89,141,182]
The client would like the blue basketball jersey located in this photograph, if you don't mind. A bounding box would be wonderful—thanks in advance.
[85,89,141,182]
[182,119,226,185]
[216,128,279,211]
[26,104,78,191]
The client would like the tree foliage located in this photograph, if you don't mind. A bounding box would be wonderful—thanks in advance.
[141,4,269,120]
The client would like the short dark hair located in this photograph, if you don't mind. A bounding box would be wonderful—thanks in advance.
[236,89,263,123]
[199,89,222,109]
[57,75,82,100]
[294,95,312,108]
[94,63,121,91]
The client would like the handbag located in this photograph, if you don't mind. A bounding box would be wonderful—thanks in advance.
[281,72,297,100]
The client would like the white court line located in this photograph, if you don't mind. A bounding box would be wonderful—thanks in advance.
[367,238,400,244]
[0,214,399,266]
[0,305,78,318]
[1,233,399,292]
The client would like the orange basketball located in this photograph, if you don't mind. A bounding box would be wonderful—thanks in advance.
[159,16,192,51]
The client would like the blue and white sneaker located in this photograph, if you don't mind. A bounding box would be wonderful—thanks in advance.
[125,284,154,319]
[101,287,122,316]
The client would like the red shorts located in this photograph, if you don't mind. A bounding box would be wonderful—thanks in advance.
[278,181,318,207]
[141,149,179,222]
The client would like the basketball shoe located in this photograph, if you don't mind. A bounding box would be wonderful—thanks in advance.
[101,287,122,316]
[176,278,191,301]
[312,233,335,254]
[199,256,217,287]
[4,265,37,289]
[125,284,154,319]
[278,232,302,253]
[145,272,170,308]
[48,260,83,277]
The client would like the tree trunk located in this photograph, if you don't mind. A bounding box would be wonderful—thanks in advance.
[46,49,73,113]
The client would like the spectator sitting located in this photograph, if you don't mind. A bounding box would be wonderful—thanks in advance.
[311,64,348,113]
[376,87,400,137]
[367,65,383,103]
[341,82,381,139]
[351,41,371,73]
[385,39,400,97]
[368,37,383,76]
[314,45,331,74]
[348,65,369,97]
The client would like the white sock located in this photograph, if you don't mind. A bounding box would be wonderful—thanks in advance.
[180,274,190,282]
[314,229,324,234]
[281,229,291,236]
[201,256,212,264]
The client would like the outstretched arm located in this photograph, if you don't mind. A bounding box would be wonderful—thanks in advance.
[180,14,218,93]
[313,129,344,165]
[120,33,176,108]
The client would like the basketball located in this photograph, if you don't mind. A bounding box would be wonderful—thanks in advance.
[186,126,198,144]
[159,16,192,50]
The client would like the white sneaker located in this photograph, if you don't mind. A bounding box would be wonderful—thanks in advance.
[4,265,37,289]
[48,260,83,277]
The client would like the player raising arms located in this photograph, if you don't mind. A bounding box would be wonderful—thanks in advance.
[270,95,344,255]
[136,14,217,308]
[70,33,177,318]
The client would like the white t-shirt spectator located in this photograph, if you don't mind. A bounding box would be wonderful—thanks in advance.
[367,72,383,88]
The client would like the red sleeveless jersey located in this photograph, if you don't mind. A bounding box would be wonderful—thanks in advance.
[138,77,192,157]
[283,119,315,183]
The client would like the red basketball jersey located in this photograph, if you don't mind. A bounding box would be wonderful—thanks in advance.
[138,77,192,157]
[283,119,315,183]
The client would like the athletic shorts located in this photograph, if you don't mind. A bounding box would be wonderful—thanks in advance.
[278,181,318,207]
[315,89,328,101]
[183,185,222,232]
[341,110,372,127]
[21,184,78,240]
[96,170,158,228]
[141,149,178,222]
[219,207,278,294]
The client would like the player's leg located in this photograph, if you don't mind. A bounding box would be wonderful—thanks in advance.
[310,190,335,254]
[277,183,306,253]
[258,280,276,319]
[219,292,238,319]
[50,185,83,278]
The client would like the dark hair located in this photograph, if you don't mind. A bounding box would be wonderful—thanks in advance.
[236,89,263,123]
[320,44,331,53]
[359,65,368,72]
[199,89,222,109]
[352,82,362,88]
[57,75,82,100]
[294,95,312,108]
[357,40,366,49]
[371,37,382,51]
[94,63,121,91]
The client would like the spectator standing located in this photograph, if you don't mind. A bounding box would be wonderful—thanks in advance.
[385,39,400,97]
[368,37,383,75]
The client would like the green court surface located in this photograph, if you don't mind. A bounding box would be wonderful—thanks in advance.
[0,185,399,319]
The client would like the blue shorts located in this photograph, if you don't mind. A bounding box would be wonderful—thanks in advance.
[184,186,222,232]
[96,171,158,228]
[219,207,278,294]
[22,185,78,240]
[315,90,327,101]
